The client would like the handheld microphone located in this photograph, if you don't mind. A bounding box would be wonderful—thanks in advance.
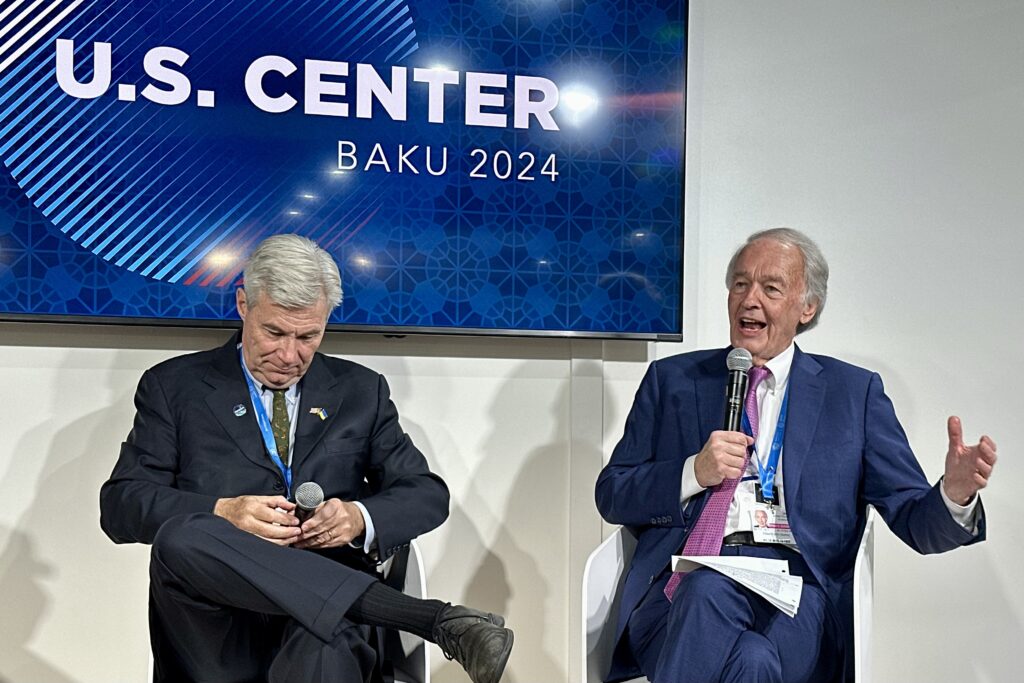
[724,348,753,431]
[294,481,324,523]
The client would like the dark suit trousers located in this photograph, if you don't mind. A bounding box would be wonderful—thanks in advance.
[626,545,841,683]
[149,513,379,683]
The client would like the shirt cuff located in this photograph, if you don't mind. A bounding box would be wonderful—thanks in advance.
[939,477,980,534]
[349,501,377,553]
[680,456,706,504]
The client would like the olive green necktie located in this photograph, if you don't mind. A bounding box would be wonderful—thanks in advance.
[271,389,290,465]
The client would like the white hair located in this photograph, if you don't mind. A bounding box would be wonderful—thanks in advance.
[243,234,342,310]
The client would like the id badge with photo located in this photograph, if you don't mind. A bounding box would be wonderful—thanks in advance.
[750,503,796,546]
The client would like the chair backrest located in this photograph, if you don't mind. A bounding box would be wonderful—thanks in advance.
[853,505,877,683]
[582,527,644,683]
[385,539,430,683]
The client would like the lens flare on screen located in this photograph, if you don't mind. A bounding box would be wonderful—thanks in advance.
[560,85,600,127]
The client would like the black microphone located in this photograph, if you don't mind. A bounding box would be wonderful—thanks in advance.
[724,348,753,431]
[294,481,324,523]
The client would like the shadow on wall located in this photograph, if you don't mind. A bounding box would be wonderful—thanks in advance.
[431,372,582,683]
[370,353,520,682]
[0,349,150,683]
[380,351,577,683]
[0,529,74,683]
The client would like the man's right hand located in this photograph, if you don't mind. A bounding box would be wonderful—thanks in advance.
[213,495,302,545]
[693,430,754,488]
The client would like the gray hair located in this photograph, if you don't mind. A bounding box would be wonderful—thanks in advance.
[243,234,343,311]
[725,227,829,333]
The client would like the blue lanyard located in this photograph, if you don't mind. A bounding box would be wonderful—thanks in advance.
[742,386,789,503]
[239,349,293,498]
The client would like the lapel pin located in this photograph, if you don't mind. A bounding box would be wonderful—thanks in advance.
[309,407,328,420]
[233,404,247,417]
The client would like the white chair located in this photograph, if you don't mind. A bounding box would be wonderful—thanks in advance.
[582,526,648,683]
[852,506,877,683]
[388,538,430,683]
[582,507,878,683]
[146,539,429,683]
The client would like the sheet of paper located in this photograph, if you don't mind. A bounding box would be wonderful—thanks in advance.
[673,555,789,575]
[672,555,804,617]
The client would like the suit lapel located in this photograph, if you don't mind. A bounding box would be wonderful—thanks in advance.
[695,350,729,443]
[292,353,344,471]
[203,336,279,475]
[687,350,730,518]
[782,346,825,510]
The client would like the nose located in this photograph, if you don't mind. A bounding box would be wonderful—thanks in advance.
[740,284,763,309]
[276,337,299,365]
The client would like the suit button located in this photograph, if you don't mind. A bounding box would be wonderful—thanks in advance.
[273,482,284,492]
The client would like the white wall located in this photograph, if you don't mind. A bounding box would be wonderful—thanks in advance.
[1,1,1021,681]
[675,2,1022,681]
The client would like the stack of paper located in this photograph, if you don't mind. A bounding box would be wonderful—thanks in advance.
[672,555,803,617]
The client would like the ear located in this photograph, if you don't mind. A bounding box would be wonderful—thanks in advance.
[800,299,818,325]
[235,288,248,320]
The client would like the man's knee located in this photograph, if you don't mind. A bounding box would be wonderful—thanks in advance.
[672,568,743,615]
[151,513,222,577]
[722,631,781,683]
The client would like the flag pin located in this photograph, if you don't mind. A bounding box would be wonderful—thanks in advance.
[233,404,247,417]
[309,407,328,420]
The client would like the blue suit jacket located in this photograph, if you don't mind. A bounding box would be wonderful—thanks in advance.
[595,346,985,682]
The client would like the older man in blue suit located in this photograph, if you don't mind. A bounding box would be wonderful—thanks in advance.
[596,228,997,683]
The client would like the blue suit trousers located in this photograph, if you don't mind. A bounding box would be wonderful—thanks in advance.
[627,545,841,683]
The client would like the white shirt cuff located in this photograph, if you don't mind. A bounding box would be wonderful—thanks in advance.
[350,501,377,553]
[939,477,980,534]
[680,455,706,504]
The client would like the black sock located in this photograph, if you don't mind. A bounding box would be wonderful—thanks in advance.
[347,581,447,641]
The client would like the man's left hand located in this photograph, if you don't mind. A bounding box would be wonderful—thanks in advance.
[294,498,366,549]
[942,415,997,506]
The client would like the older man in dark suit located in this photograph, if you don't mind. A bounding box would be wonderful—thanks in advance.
[100,234,512,683]
[596,228,997,683]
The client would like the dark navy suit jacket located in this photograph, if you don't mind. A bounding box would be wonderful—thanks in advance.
[595,346,985,682]
[100,334,450,567]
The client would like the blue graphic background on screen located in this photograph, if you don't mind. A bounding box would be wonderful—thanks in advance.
[0,0,685,335]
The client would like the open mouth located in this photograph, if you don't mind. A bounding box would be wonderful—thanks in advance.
[739,318,767,332]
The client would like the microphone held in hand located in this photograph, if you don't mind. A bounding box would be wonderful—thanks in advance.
[724,348,753,431]
[294,481,324,523]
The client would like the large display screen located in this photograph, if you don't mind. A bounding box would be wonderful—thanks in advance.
[0,0,686,339]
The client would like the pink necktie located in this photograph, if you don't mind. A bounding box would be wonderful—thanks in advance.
[664,365,771,600]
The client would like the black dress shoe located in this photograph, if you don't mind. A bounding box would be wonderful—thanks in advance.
[432,605,514,683]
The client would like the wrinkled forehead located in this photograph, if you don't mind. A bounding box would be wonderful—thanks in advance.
[247,297,330,329]
[731,239,806,284]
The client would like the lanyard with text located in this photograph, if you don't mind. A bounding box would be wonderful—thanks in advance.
[239,349,293,498]
[741,387,789,504]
